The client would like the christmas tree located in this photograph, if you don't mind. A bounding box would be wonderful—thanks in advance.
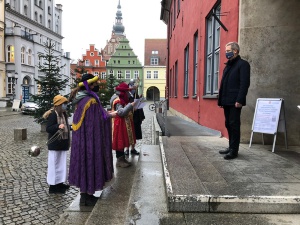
[31,40,69,124]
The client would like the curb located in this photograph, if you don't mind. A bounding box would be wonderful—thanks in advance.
[158,135,300,213]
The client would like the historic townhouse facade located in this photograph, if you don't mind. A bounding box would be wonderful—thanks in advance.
[78,44,106,79]
[143,39,167,101]
[161,0,300,145]
[107,37,143,95]
[4,0,70,105]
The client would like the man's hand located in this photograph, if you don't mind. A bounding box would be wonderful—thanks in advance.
[235,102,242,108]
[109,111,118,118]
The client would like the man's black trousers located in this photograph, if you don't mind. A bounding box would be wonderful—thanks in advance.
[223,106,242,153]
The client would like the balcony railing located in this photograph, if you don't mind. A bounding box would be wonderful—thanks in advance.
[21,31,34,41]
[5,27,14,35]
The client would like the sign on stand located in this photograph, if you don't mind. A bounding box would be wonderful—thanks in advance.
[249,98,288,152]
[12,99,21,112]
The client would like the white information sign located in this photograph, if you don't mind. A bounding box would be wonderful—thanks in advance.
[249,98,287,152]
[12,99,21,112]
[252,99,282,134]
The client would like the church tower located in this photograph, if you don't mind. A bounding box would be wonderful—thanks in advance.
[101,0,126,62]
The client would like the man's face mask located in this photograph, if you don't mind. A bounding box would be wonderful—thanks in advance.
[225,51,234,59]
[92,85,99,92]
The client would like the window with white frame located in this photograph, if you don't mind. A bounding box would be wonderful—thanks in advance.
[146,71,151,79]
[90,52,94,56]
[94,72,99,76]
[125,70,131,79]
[7,77,13,94]
[154,71,158,79]
[150,57,159,65]
[21,47,25,64]
[184,44,189,96]
[117,71,122,79]
[28,49,32,65]
[95,60,99,66]
[40,15,42,24]
[101,72,106,79]
[134,71,139,79]
[7,46,15,63]
[205,4,221,95]
[48,19,51,28]
[193,32,198,96]
[85,60,90,66]
[152,50,158,54]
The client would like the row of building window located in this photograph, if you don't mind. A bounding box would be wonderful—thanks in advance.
[169,3,221,98]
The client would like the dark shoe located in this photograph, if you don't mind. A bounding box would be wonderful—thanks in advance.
[219,148,231,154]
[58,183,70,190]
[80,193,87,206]
[116,156,131,168]
[85,194,99,206]
[49,184,66,194]
[124,149,129,155]
[224,152,238,160]
[80,193,99,206]
[131,149,140,155]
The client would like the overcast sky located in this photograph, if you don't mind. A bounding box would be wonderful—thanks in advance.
[55,0,167,65]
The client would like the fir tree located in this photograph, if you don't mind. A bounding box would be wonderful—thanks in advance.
[31,40,69,124]
[99,71,121,109]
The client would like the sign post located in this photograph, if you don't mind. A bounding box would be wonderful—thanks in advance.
[249,98,287,152]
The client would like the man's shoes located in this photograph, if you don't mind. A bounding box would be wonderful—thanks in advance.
[224,151,238,160]
[58,183,70,190]
[49,184,66,194]
[219,148,231,154]
[80,193,99,206]
[131,149,140,155]
[116,156,131,168]
[124,149,129,155]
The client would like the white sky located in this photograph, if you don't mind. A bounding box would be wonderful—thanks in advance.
[55,0,167,65]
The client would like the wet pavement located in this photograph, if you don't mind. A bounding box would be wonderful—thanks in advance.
[0,106,154,225]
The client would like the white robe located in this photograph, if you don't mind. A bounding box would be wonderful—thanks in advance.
[47,150,67,185]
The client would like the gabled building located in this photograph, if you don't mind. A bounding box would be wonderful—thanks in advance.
[78,44,106,79]
[161,0,300,145]
[143,39,167,101]
[4,0,70,105]
[107,37,143,94]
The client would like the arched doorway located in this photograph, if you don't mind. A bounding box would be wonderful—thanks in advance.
[22,76,31,103]
[146,86,160,101]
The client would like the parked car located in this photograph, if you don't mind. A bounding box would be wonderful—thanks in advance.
[21,98,39,114]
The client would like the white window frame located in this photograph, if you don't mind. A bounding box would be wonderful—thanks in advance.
[205,4,221,95]
[146,71,151,79]
[125,70,131,79]
[21,47,25,64]
[134,71,139,79]
[154,71,158,79]
[151,58,159,65]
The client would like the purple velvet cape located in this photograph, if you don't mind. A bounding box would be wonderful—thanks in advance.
[68,96,113,194]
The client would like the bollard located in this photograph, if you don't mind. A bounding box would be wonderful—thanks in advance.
[14,128,27,141]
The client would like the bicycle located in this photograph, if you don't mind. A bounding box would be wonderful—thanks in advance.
[149,103,156,111]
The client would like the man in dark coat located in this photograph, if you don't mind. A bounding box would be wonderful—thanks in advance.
[218,42,250,160]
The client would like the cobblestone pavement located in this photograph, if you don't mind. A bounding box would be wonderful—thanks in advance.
[0,104,155,225]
